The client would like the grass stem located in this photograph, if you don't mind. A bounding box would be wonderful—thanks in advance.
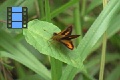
[99,0,107,80]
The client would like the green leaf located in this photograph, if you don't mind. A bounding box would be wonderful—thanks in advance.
[77,0,120,62]
[23,19,84,69]
[0,30,51,80]
[1,51,51,80]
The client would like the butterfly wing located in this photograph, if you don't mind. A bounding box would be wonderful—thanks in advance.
[60,40,74,50]
[57,25,72,36]
[52,25,80,50]
[61,35,80,40]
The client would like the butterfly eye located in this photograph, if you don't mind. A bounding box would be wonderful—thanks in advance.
[53,33,57,35]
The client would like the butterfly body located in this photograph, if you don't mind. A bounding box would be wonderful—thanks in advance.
[52,33,64,41]
[51,26,80,50]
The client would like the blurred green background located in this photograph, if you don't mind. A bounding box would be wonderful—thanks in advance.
[0,0,120,80]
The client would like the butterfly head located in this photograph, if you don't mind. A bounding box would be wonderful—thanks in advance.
[53,33,57,36]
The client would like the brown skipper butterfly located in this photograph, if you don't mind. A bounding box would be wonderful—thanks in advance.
[52,25,80,50]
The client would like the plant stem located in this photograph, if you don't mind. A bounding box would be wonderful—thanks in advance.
[99,33,107,80]
[45,0,50,22]
[81,0,86,17]
[99,0,107,80]
[38,0,44,19]
[73,3,82,45]
[50,58,62,80]
[42,0,80,20]
[44,0,62,80]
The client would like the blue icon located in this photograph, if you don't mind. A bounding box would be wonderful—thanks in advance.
[7,7,28,29]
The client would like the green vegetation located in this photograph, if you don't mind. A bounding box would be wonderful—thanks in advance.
[0,0,120,80]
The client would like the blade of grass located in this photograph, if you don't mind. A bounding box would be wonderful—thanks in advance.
[92,14,120,53]
[107,14,120,37]
[41,0,80,20]
[77,0,120,62]
[0,30,51,80]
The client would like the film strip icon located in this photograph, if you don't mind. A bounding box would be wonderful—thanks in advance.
[7,7,28,29]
